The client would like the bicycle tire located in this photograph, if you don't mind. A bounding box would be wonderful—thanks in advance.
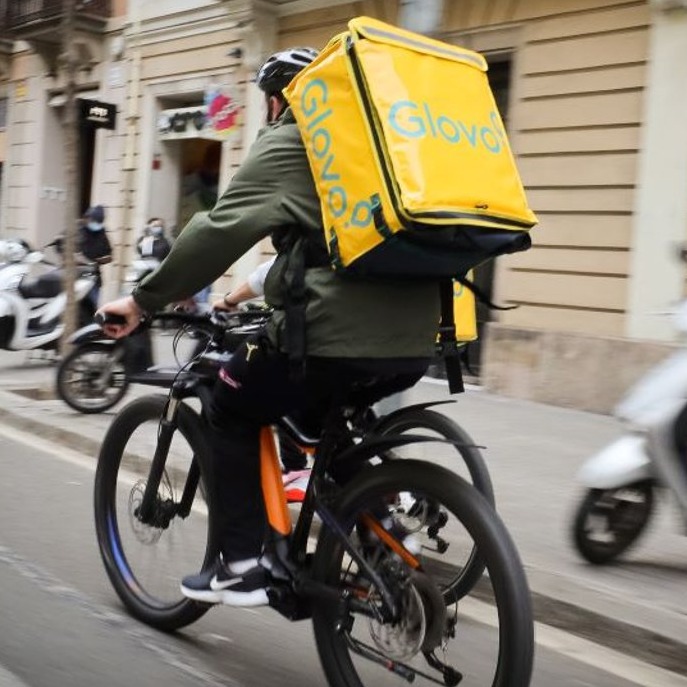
[374,408,494,600]
[94,394,216,631]
[57,342,129,414]
[312,460,534,687]
[375,407,494,505]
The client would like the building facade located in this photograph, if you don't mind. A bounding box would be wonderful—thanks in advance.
[1,0,686,412]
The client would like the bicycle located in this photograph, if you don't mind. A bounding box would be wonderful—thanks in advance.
[94,310,533,686]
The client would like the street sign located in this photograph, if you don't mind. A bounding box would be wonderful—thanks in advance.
[78,98,117,130]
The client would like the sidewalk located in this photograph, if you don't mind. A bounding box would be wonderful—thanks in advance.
[0,348,685,675]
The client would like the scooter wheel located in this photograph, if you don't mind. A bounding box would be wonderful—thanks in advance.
[56,343,129,414]
[572,481,654,565]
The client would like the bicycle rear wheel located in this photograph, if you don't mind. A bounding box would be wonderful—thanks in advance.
[94,394,216,631]
[374,408,494,505]
[312,460,533,687]
[374,408,494,600]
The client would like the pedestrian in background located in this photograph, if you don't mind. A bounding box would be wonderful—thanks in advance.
[78,205,112,309]
[137,218,171,261]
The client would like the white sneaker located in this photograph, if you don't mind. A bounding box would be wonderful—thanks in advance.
[283,469,311,503]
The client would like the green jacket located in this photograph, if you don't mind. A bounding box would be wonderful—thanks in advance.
[133,111,440,358]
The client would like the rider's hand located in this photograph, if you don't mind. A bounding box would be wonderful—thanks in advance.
[174,297,197,313]
[212,296,238,312]
[97,296,143,338]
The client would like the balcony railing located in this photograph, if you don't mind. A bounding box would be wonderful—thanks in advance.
[3,0,111,36]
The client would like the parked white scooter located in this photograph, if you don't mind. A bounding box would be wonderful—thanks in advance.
[0,238,98,351]
[572,299,687,564]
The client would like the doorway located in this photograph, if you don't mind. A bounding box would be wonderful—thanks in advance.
[177,139,222,236]
[79,125,96,216]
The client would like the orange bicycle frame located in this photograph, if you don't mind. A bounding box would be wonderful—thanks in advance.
[260,426,292,536]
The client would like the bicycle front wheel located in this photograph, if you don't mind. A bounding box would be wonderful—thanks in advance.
[94,394,216,631]
[312,460,533,687]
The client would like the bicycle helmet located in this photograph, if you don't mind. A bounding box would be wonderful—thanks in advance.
[255,47,319,94]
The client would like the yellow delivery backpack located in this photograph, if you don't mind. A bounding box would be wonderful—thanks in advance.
[283,17,535,389]
[284,16,537,281]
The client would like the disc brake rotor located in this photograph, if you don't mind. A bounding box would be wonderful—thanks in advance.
[368,582,426,661]
[128,475,174,545]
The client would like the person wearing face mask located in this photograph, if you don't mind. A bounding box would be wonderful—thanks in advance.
[137,218,171,261]
[78,205,113,308]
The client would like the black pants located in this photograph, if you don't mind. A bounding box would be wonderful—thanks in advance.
[205,334,429,562]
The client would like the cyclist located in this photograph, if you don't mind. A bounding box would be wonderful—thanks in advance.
[97,46,440,607]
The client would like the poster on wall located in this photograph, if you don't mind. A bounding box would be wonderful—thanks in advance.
[157,84,241,142]
[204,84,241,139]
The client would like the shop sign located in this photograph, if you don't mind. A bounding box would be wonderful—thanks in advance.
[79,98,117,130]
[157,85,241,142]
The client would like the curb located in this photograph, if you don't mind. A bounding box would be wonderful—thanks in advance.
[0,401,684,676]
[0,405,103,458]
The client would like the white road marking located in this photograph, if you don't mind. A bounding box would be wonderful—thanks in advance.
[460,597,687,687]
[0,545,240,687]
[0,423,99,473]
[0,423,209,516]
[0,664,31,687]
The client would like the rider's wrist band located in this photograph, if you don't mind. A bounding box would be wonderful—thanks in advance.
[223,294,235,307]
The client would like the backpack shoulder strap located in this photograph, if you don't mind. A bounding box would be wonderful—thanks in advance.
[281,234,308,378]
[437,279,464,394]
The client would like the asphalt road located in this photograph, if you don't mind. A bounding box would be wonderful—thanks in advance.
[0,426,683,687]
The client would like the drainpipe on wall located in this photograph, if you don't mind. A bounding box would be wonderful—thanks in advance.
[0,55,10,235]
[626,1,687,341]
[59,0,80,350]
[115,7,142,294]
[223,1,277,287]
[398,0,444,34]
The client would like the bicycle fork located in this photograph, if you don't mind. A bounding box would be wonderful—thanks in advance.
[136,396,199,527]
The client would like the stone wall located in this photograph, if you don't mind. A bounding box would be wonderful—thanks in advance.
[482,323,679,415]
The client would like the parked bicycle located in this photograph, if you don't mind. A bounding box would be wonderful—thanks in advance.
[93,310,532,686]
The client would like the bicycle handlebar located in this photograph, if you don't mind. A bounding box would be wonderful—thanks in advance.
[94,312,127,326]
[95,306,272,342]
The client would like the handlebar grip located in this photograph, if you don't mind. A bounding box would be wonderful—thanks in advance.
[94,312,128,326]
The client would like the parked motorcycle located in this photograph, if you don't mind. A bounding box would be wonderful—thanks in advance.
[0,238,97,352]
[56,306,270,413]
[572,298,687,565]
[55,226,171,413]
